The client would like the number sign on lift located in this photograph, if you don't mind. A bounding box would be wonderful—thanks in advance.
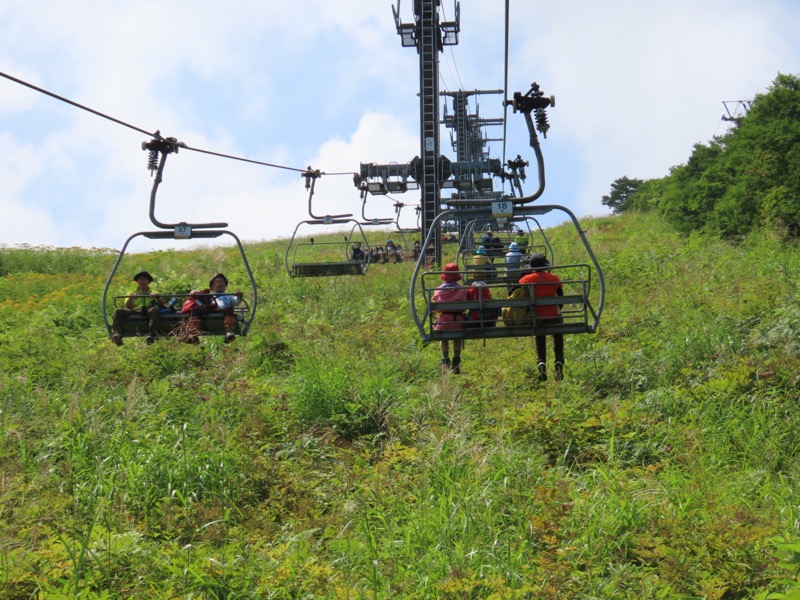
[491,201,513,219]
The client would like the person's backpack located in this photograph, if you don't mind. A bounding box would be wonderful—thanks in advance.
[502,285,533,326]
[465,285,499,328]
[181,289,216,314]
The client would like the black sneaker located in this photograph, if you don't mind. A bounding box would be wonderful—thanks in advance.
[111,333,123,346]
[224,332,236,344]
[555,362,564,381]
[537,362,547,382]
[145,335,155,345]
[451,356,461,375]
[441,357,451,370]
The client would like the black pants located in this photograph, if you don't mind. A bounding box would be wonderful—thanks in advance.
[113,306,160,336]
[536,334,564,365]
[535,316,564,364]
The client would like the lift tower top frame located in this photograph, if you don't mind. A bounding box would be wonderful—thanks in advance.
[393,0,460,265]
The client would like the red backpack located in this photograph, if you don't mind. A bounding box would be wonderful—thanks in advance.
[466,285,499,327]
[181,289,217,314]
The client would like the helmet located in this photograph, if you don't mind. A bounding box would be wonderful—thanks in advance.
[475,246,487,255]
[509,242,519,251]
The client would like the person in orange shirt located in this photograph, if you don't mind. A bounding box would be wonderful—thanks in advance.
[518,254,564,381]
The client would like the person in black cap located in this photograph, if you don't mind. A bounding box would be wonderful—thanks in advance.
[518,254,564,381]
[110,270,165,346]
[209,273,244,343]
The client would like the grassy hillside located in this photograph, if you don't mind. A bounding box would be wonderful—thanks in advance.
[2,211,800,598]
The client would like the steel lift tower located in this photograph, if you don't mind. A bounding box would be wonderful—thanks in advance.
[393,0,460,264]
[441,89,504,200]
[358,2,506,263]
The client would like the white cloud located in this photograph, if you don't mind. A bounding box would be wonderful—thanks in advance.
[0,0,798,248]
[505,0,799,214]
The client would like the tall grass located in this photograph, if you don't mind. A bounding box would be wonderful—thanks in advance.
[2,214,800,597]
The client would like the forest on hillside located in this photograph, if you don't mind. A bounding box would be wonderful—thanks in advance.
[603,73,800,239]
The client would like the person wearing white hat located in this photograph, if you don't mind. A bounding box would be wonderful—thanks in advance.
[504,241,525,291]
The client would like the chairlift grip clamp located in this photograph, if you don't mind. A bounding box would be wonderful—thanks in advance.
[141,135,186,174]
[506,83,555,139]
[301,166,322,190]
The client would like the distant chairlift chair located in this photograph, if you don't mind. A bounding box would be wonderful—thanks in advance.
[285,168,371,277]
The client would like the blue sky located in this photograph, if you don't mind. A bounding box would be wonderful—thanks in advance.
[1,0,798,251]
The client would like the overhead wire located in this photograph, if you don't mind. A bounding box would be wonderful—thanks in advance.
[0,70,159,140]
[0,69,355,177]
[440,0,465,92]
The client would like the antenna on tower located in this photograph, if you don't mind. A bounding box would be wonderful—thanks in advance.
[721,100,751,125]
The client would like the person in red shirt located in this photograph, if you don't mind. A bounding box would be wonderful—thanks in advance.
[518,254,564,381]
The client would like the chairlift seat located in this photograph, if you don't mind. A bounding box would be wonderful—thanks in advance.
[291,261,367,277]
[112,294,249,338]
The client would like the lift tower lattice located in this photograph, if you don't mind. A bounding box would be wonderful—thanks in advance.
[393,0,460,265]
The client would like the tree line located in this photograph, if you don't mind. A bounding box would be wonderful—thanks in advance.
[602,73,800,238]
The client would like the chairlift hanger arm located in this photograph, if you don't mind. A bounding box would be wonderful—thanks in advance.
[142,136,228,230]
[504,82,554,205]
[359,189,394,225]
[393,201,406,229]
[303,167,352,220]
[393,201,423,232]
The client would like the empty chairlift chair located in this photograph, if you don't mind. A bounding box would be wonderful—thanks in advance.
[285,169,371,277]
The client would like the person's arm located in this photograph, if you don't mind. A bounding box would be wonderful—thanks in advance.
[151,291,165,307]
[125,292,136,310]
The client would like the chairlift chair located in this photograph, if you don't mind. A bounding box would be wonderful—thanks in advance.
[102,137,258,340]
[411,204,604,343]
[408,81,604,343]
[285,169,371,277]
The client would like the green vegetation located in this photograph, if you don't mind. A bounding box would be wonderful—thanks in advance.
[604,73,800,239]
[2,211,800,598]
